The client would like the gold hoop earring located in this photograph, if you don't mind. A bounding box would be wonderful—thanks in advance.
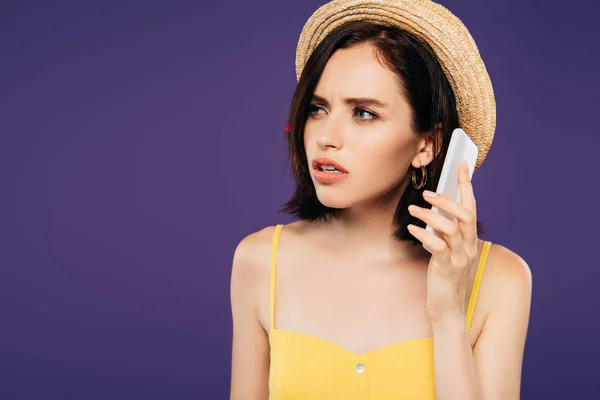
[411,164,427,190]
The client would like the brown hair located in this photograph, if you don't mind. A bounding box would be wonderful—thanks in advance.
[282,20,484,243]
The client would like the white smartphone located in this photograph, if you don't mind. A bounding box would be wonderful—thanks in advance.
[425,128,478,239]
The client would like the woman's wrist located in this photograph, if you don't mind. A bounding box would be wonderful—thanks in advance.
[429,309,467,333]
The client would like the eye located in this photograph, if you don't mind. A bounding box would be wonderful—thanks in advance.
[353,107,378,121]
[308,104,326,116]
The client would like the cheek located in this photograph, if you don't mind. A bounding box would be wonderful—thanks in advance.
[357,136,413,175]
[303,122,321,155]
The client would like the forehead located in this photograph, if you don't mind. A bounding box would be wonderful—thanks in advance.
[315,43,402,99]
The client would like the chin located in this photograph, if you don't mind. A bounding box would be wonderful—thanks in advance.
[314,179,404,211]
[314,185,358,209]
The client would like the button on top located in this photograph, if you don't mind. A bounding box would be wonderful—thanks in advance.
[355,363,366,374]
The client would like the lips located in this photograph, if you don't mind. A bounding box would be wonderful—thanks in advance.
[311,156,349,184]
[311,157,348,173]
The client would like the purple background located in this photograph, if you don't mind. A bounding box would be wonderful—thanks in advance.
[1,0,598,398]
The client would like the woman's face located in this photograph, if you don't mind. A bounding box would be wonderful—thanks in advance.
[304,43,430,210]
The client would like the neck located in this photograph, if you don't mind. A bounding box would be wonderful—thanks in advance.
[315,179,425,262]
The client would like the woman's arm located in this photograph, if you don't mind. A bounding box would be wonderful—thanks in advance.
[229,233,271,400]
[432,245,532,400]
[471,246,532,399]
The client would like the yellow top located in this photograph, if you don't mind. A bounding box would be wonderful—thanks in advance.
[268,224,492,399]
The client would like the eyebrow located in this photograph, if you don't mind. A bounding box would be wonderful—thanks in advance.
[311,94,389,109]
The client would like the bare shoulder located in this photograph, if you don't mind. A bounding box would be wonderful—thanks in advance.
[482,242,533,315]
[469,241,533,395]
[229,225,279,398]
[230,222,309,334]
[232,226,278,269]
[486,243,532,292]
[230,225,278,291]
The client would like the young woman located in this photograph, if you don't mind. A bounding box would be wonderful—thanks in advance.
[230,1,532,399]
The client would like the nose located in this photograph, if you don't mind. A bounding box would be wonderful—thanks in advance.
[315,117,343,150]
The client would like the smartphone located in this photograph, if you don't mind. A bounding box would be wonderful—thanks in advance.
[425,128,478,239]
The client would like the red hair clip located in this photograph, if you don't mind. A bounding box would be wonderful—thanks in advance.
[284,124,290,134]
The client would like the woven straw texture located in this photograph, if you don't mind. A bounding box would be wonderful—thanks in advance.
[295,0,496,171]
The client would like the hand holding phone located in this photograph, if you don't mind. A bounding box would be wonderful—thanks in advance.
[425,128,478,239]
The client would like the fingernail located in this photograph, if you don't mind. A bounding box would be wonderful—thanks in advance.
[423,190,437,198]
[408,205,421,214]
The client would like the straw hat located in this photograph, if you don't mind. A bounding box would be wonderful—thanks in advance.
[295,0,496,171]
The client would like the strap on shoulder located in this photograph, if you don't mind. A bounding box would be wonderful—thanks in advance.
[269,224,283,331]
[465,240,492,332]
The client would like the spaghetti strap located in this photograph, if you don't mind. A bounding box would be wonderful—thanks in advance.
[269,224,284,331]
[465,241,492,332]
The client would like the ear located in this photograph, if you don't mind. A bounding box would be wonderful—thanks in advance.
[411,124,442,168]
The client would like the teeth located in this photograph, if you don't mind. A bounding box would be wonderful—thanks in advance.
[319,165,342,173]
